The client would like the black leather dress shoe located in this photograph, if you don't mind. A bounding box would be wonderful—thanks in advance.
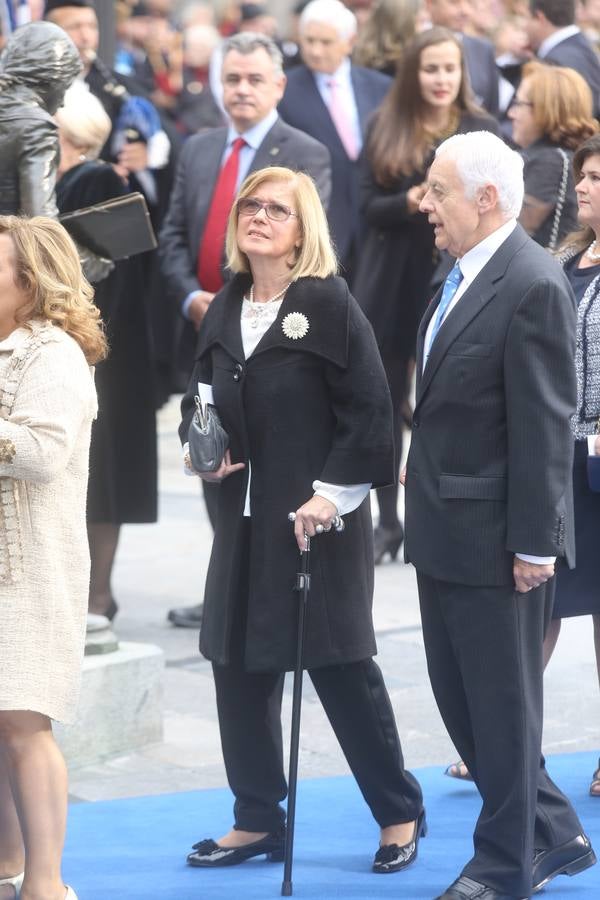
[167,603,203,628]
[435,875,523,899]
[532,833,596,893]
[373,808,427,873]
[187,832,285,867]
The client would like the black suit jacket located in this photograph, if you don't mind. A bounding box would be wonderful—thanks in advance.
[543,31,600,117]
[462,34,500,118]
[158,117,331,379]
[404,225,576,586]
[277,63,391,267]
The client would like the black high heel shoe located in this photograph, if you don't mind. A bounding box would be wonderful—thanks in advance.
[187,831,285,867]
[373,524,404,565]
[372,809,427,874]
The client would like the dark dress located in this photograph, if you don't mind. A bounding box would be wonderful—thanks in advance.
[521,139,578,249]
[553,254,600,618]
[56,161,157,524]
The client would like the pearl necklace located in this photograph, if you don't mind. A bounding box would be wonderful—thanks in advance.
[586,240,600,262]
[243,283,289,328]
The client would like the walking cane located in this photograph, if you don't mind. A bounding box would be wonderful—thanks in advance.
[281,511,345,897]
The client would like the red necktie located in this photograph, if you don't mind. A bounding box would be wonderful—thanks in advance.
[197,137,246,292]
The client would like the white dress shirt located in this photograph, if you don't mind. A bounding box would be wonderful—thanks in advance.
[313,59,363,157]
[423,219,555,565]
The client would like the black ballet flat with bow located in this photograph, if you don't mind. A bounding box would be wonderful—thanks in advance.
[187,832,285,867]
[372,809,427,873]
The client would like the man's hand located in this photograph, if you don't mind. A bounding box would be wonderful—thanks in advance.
[197,449,245,483]
[189,291,215,329]
[513,557,555,593]
[292,495,338,551]
[117,140,149,173]
[399,466,407,486]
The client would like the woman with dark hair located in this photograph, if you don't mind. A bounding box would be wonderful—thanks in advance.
[353,26,499,563]
[508,61,598,249]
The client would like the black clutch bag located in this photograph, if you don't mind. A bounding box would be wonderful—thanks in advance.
[188,395,229,473]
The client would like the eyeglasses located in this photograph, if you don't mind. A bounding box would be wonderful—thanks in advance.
[511,99,533,108]
[237,198,298,222]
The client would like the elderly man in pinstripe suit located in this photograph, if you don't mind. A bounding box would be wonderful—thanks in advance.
[404,131,595,900]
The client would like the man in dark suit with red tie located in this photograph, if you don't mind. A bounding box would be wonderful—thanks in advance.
[159,31,331,627]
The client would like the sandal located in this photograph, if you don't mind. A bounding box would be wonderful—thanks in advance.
[589,757,600,796]
[444,760,474,782]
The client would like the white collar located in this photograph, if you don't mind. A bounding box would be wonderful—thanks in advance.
[314,57,352,89]
[458,219,517,286]
[538,25,580,59]
[226,108,279,150]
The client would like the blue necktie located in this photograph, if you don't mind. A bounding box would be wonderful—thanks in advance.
[426,262,463,358]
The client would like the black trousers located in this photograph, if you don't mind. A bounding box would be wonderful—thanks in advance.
[417,572,583,897]
[211,528,423,834]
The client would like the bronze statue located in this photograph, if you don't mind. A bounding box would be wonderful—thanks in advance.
[0,21,81,217]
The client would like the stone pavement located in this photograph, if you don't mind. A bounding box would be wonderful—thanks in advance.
[68,398,600,802]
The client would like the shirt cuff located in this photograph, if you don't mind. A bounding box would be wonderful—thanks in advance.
[182,290,201,320]
[588,434,598,455]
[515,553,556,565]
[312,480,371,516]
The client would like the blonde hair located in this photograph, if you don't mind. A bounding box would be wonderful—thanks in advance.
[226,167,337,279]
[521,61,598,150]
[55,82,112,159]
[0,216,107,365]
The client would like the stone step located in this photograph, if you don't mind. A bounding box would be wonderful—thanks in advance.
[55,641,164,769]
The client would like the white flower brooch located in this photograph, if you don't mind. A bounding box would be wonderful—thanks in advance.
[282,312,309,341]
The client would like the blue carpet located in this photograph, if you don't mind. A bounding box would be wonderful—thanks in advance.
[64,752,600,899]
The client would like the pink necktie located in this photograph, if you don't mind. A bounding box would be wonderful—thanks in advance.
[327,78,358,160]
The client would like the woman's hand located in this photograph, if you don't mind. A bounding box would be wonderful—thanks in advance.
[594,435,600,456]
[292,496,338,551]
[406,183,427,214]
[197,450,245,483]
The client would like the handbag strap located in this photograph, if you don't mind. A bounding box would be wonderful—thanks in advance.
[547,148,570,252]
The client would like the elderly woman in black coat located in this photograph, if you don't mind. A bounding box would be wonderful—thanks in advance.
[180,166,424,874]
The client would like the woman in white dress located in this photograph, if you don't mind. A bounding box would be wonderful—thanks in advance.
[0,217,106,900]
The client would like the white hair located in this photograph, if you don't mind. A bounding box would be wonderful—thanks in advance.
[55,81,111,159]
[435,132,525,219]
[299,0,357,41]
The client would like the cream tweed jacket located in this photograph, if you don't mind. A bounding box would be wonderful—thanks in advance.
[0,320,97,724]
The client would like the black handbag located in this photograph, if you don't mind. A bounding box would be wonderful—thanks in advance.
[188,395,229,473]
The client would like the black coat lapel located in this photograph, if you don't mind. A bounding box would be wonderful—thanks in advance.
[250,277,349,367]
[195,274,250,364]
[195,275,350,369]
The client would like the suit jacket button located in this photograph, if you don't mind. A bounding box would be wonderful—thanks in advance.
[233,364,243,382]
[412,419,420,428]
